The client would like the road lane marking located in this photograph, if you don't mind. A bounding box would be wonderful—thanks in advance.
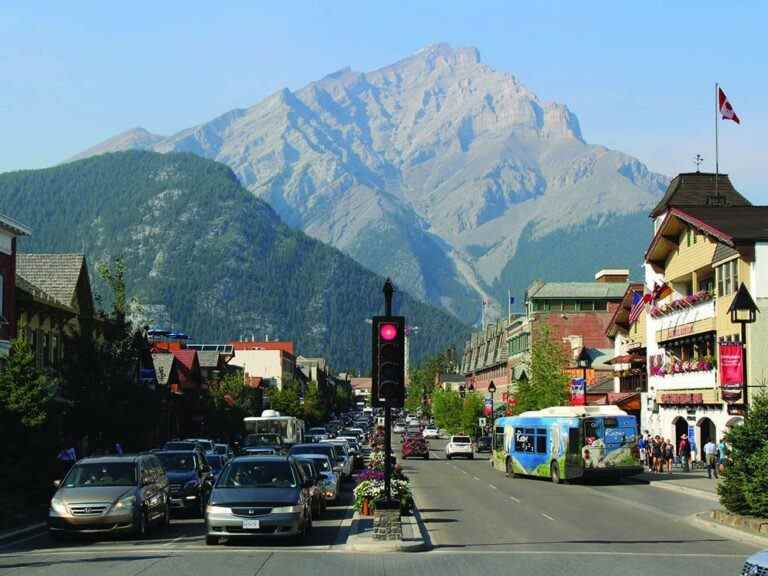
[509,496,520,503]
[488,484,497,490]
[163,536,184,547]
[472,476,480,481]
[541,512,556,521]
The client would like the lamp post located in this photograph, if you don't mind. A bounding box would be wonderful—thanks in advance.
[487,380,496,437]
[576,347,592,406]
[728,283,759,413]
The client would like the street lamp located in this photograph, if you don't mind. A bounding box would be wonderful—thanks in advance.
[728,283,759,412]
[488,380,496,436]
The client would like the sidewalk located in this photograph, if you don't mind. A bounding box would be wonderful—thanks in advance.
[635,467,721,501]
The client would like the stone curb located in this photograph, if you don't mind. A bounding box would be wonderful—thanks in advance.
[343,511,429,553]
[688,511,768,548]
[0,522,46,544]
[648,479,720,502]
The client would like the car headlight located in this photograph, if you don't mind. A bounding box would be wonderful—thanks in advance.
[206,505,230,514]
[272,504,303,513]
[50,497,68,515]
[184,479,200,490]
[112,494,136,511]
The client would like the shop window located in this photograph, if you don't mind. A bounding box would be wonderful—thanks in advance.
[578,300,594,311]
[562,301,576,312]
[594,300,608,311]
[717,266,724,297]
[732,260,739,291]
[724,262,731,294]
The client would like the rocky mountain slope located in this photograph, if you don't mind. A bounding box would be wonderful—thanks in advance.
[72,44,668,324]
[0,151,468,371]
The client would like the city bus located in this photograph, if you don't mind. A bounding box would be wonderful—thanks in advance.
[243,410,305,448]
[493,405,642,484]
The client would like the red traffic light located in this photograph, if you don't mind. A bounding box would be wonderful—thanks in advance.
[379,323,398,341]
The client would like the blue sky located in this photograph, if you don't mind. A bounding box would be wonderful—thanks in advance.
[1,1,766,201]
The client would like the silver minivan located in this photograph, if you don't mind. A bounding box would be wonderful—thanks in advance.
[48,454,169,538]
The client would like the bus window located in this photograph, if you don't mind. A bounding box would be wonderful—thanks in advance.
[584,419,598,438]
[603,417,618,428]
[535,433,547,453]
[494,426,504,451]
[568,428,580,453]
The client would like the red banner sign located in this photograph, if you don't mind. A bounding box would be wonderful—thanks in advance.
[570,378,586,406]
[719,342,744,388]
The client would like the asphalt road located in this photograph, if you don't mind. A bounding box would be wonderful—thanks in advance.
[0,436,761,576]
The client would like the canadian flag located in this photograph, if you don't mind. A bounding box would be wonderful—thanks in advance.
[719,87,740,124]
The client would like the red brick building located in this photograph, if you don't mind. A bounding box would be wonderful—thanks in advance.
[0,213,31,361]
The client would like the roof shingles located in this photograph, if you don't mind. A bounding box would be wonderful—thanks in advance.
[16,254,86,308]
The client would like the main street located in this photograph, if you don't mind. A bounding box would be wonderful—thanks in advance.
[0,436,760,575]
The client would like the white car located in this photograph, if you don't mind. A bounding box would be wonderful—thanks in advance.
[445,435,474,460]
[325,440,353,479]
[743,550,768,576]
[393,423,405,434]
[423,426,440,439]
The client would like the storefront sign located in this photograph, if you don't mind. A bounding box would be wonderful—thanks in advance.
[570,378,586,406]
[659,324,694,340]
[661,392,704,405]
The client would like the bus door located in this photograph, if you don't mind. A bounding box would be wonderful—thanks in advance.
[565,427,583,478]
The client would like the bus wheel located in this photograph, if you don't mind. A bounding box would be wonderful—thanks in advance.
[506,458,515,478]
[550,462,561,484]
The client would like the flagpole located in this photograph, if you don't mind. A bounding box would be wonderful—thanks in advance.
[507,288,511,324]
[715,82,719,200]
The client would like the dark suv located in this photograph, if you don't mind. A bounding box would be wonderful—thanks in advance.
[48,453,169,538]
[155,451,214,516]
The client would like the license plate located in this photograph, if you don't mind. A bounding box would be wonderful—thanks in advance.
[242,519,260,530]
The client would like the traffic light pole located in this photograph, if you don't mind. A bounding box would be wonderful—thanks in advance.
[383,279,394,506]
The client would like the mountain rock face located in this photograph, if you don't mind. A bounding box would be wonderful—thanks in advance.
[72,44,668,323]
[0,151,468,372]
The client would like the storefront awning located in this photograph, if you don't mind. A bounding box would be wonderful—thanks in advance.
[605,354,646,365]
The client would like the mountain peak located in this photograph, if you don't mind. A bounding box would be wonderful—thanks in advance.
[67,126,165,163]
[413,43,481,64]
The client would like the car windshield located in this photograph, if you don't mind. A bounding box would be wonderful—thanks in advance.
[453,436,471,444]
[157,453,195,471]
[300,457,331,472]
[63,462,137,487]
[218,460,296,488]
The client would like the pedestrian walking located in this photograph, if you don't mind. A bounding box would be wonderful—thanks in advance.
[704,439,718,479]
[638,434,647,470]
[718,438,728,474]
[652,435,663,473]
[664,438,674,473]
[678,434,691,472]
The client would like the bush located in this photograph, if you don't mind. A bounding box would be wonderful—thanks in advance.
[718,392,768,517]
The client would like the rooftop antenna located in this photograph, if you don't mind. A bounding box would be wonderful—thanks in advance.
[694,154,703,173]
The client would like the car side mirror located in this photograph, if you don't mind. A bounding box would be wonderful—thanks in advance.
[53,479,61,488]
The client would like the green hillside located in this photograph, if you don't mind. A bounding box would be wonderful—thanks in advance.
[0,151,468,371]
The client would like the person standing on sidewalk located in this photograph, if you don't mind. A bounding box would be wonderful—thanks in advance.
[718,438,728,474]
[704,439,718,479]
[664,438,674,473]
[638,434,647,471]
[678,434,691,472]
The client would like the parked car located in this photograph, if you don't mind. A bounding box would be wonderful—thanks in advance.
[393,422,405,434]
[48,454,169,538]
[155,451,214,516]
[475,436,492,453]
[295,457,327,519]
[401,436,429,459]
[294,454,338,503]
[445,435,474,460]
[422,425,440,439]
[204,456,312,545]
[742,550,768,576]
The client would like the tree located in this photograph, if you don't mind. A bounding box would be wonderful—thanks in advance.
[718,391,768,516]
[519,326,569,412]
[302,382,326,425]
[0,339,55,428]
[267,381,302,418]
[460,392,485,438]
[97,256,128,321]
[431,388,463,435]
[406,352,451,416]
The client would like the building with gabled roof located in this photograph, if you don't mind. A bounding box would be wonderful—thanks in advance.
[16,253,95,318]
[643,172,768,458]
